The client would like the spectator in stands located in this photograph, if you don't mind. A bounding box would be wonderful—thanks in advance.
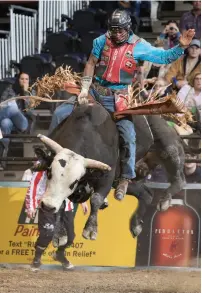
[118,1,136,15]
[142,39,171,84]
[165,39,201,90]
[184,155,201,183]
[177,72,201,113]
[166,72,201,139]
[158,20,181,49]
[179,1,201,40]
[0,72,35,156]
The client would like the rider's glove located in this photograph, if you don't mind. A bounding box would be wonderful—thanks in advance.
[78,76,92,104]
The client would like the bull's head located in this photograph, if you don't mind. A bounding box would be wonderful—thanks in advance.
[37,134,111,212]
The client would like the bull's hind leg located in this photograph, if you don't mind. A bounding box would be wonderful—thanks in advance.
[157,142,186,211]
[82,173,114,240]
[127,182,154,237]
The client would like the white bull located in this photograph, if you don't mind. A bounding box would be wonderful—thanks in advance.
[37,134,111,212]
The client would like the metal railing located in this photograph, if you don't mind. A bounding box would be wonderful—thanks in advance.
[37,0,90,52]
[10,5,38,64]
[0,134,201,163]
[0,30,11,79]
[0,1,91,78]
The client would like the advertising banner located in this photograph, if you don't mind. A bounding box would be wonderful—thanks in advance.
[136,184,201,268]
[0,183,200,268]
[0,186,138,267]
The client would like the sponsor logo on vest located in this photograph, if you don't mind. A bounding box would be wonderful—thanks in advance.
[125,61,133,68]
[125,51,133,58]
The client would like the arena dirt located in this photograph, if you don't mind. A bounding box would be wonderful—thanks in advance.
[0,267,200,293]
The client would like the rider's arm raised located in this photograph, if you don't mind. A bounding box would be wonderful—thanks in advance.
[134,29,195,65]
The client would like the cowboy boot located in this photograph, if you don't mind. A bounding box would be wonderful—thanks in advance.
[31,246,45,271]
[53,248,74,270]
[114,178,130,201]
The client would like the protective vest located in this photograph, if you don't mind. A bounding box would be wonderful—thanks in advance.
[95,34,140,84]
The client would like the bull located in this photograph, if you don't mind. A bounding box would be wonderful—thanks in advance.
[35,101,186,240]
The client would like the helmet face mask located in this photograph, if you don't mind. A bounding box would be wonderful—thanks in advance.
[109,27,129,44]
[108,9,131,44]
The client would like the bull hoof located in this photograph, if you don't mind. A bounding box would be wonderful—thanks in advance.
[157,199,171,212]
[99,201,109,210]
[131,224,143,238]
[90,231,97,240]
[82,229,90,239]
[82,229,97,240]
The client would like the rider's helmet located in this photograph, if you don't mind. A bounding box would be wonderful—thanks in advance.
[108,9,132,45]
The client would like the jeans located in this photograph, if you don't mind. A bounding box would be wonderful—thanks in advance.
[48,101,75,135]
[0,101,28,146]
[48,90,136,179]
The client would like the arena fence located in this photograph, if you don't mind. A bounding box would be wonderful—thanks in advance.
[10,5,38,64]
[0,6,37,78]
[37,0,90,52]
[0,31,11,79]
[1,134,200,163]
[0,1,90,78]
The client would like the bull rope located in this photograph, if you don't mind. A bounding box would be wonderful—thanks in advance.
[0,95,72,109]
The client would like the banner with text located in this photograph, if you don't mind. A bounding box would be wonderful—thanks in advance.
[0,187,138,267]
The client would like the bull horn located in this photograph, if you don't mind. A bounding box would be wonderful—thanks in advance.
[37,134,63,154]
[84,158,111,171]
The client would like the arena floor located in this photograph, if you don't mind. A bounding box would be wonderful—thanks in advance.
[0,267,200,293]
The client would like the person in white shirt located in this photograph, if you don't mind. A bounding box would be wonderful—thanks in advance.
[177,72,201,113]
[173,72,201,137]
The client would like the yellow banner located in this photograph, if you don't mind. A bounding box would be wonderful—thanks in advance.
[0,187,138,267]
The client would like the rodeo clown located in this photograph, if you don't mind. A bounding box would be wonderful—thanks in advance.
[49,9,195,201]
[25,162,88,271]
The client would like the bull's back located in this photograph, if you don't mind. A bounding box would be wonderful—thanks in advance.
[50,104,118,166]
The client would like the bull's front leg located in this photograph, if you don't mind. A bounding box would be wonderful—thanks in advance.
[82,172,115,240]
[82,192,105,240]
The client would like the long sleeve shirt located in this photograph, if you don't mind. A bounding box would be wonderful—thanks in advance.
[159,32,181,49]
[92,33,185,90]
[177,84,201,113]
[1,85,36,110]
